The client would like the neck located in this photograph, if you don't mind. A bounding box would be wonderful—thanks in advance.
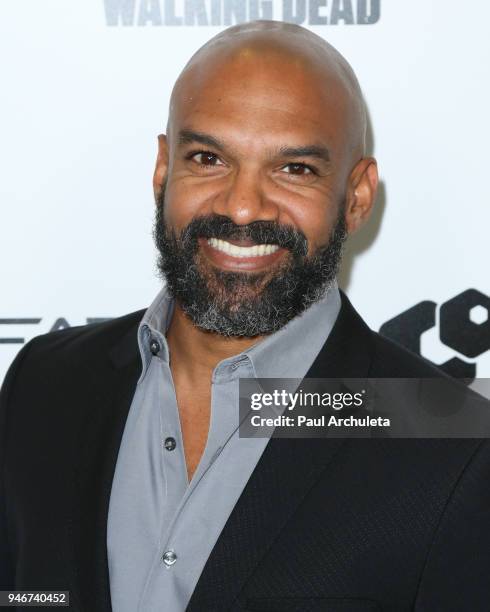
[166,303,264,382]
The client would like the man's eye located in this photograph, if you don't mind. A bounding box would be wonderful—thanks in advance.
[191,151,224,166]
[281,163,314,176]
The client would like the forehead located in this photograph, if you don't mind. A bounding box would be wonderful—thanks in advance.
[170,45,355,155]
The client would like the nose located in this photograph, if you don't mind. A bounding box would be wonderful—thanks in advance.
[212,167,280,226]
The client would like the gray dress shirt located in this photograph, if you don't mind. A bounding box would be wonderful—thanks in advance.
[107,282,341,612]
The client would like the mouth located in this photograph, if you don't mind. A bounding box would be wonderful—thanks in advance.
[199,237,287,272]
[207,237,280,257]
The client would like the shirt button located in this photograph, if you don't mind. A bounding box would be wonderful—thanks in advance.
[164,437,176,451]
[150,339,161,355]
[162,550,177,567]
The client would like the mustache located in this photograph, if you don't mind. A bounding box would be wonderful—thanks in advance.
[177,214,309,258]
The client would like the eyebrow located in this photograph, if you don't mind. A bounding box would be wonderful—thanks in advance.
[278,145,330,163]
[178,129,330,163]
[178,129,226,152]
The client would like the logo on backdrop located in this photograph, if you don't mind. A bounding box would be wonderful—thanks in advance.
[0,318,111,346]
[103,0,380,26]
[380,289,490,382]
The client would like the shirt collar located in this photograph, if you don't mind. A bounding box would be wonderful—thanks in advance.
[137,287,174,381]
[136,281,341,383]
[243,281,340,379]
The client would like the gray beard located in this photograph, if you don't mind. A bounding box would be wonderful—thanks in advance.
[153,194,347,337]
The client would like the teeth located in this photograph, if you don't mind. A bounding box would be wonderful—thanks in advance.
[207,238,280,258]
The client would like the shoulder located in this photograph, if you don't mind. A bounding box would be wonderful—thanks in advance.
[336,290,449,379]
[368,329,449,378]
[1,309,145,396]
[0,309,146,457]
[26,309,145,358]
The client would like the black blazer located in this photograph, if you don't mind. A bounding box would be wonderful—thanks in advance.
[1,292,489,612]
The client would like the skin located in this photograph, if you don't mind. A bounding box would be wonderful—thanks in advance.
[152,21,378,480]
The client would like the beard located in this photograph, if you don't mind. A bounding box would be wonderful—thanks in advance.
[153,190,347,337]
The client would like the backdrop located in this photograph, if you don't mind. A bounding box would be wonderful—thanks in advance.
[1,0,489,383]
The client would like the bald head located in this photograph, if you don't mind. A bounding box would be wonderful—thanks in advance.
[154,19,378,262]
[169,20,367,159]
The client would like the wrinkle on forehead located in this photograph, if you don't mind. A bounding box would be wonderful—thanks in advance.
[168,20,367,158]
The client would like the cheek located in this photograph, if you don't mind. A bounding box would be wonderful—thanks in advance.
[303,212,340,255]
[302,186,347,252]
[277,192,342,255]
[163,177,217,231]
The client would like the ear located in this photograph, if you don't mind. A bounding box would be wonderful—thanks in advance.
[344,157,378,234]
[153,134,169,201]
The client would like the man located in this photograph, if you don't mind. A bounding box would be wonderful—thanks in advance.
[1,19,489,612]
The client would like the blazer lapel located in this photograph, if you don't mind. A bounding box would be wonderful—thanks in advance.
[187,292,375,611]
[66,326,141,612]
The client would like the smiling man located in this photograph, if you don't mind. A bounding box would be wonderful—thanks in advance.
[2,20,490,612]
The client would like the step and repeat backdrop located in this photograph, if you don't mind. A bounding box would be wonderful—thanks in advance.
[1,1,489,383]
